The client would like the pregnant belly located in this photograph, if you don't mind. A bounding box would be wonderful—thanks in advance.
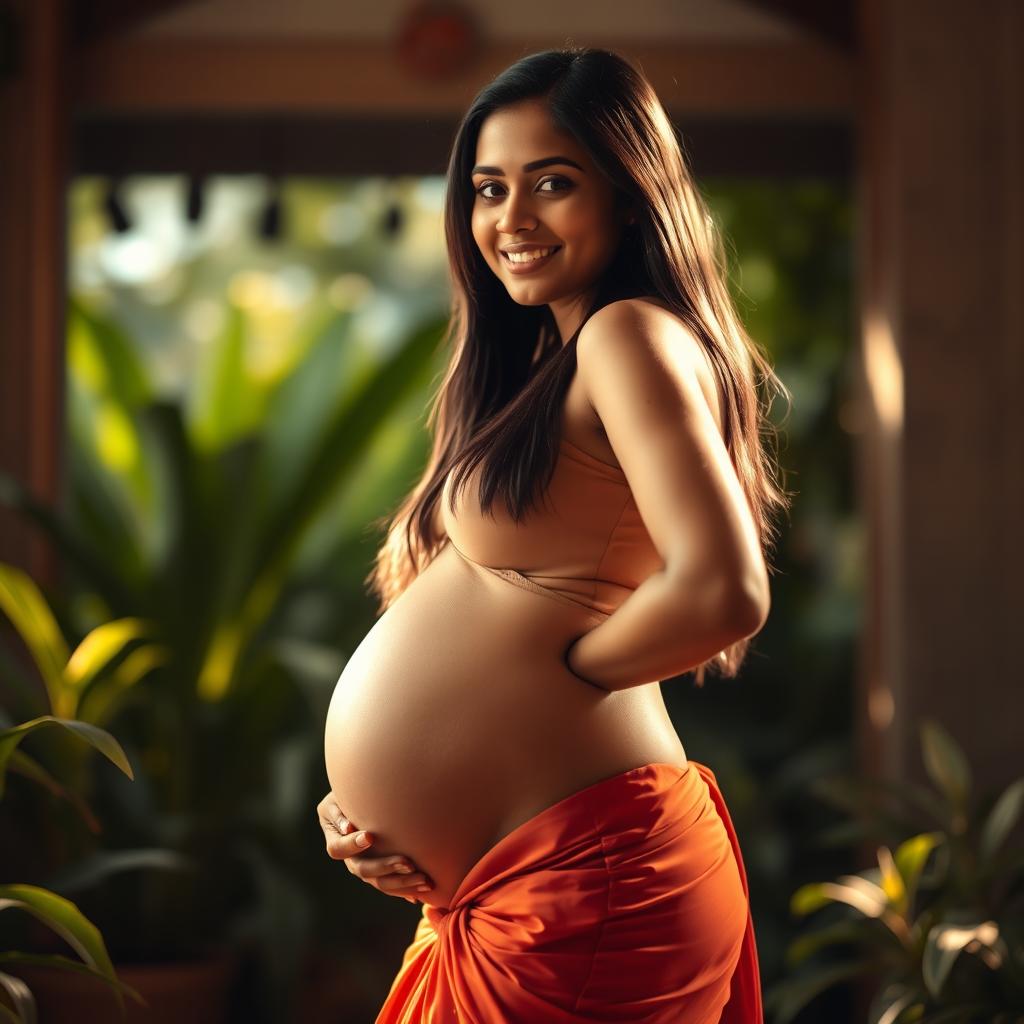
[324,541,686,910]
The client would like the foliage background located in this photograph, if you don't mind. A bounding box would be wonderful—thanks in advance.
[3,171,858,1021]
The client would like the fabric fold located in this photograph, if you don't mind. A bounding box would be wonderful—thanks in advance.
[375,759,763,1023]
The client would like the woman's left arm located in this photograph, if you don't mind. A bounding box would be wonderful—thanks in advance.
[564,300,770,693]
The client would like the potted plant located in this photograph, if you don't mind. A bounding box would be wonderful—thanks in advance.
[766,718,1024,1023]
[0,297,447,1018]
[0,562,154,1021]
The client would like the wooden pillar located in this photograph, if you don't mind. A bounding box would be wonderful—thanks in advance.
[0,0,69,586]
[857,0,1023,791]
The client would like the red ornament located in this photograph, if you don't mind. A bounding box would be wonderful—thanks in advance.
[395,1,478,80]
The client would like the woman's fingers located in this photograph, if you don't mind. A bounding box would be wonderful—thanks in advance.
[317,791,433,897]
[349,853,433,893]
[317,792,374,859]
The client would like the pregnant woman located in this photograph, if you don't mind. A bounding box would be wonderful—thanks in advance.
[319,46,790,1023]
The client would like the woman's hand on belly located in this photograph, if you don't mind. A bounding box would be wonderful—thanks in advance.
[317,790,434,903]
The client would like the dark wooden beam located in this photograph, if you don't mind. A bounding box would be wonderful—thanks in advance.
[0,0,69,585]
[739,0,858,53]
[69,38,854,116]
[71,0,199,45]
[71,111,853,180]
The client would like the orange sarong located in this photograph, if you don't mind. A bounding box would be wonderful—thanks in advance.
[375,760,763,1023]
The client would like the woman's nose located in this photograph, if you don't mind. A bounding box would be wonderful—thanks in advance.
[495,193,538,234]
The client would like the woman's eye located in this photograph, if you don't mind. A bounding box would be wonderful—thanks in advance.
[474,177,570,200]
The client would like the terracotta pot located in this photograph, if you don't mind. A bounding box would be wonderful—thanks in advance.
[9,950,239,1023]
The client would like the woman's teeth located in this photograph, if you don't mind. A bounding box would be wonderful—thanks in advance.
[503,246,560,264]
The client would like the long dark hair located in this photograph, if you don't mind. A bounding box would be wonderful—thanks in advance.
[366,46,792,685]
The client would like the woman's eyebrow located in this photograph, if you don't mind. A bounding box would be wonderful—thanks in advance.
[471,156,585,176]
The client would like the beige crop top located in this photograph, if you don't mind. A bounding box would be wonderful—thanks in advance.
[441,437,665,618]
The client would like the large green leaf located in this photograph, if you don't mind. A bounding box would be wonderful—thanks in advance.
[922,918,1001,999]
[0,952,144,1006]
[0,717,132,799]
[916,1004,1003,1023]
[196,314,445,701]
[257,308,358,513]
[876,845,907,916]
[0,885,124,1014]
[865,981,922,1024]
[810,773,949,829]
[764,959,873,1024]
[920,719,971,815]
[68,299,156,530]
[77,643,171,727]
[243,314,444,604]
[785,918,875,967]
[893,832,943,909]
[4,749,102,834]
[0,969,34,1023]
[137,401,221,682]
[0,470,137,613]
[63,618,154,711]
[979,777,1024,867]
[65,410,149,590]
[188,301,265,453]
[40,848,196,894]
[68,296,154,409]
[0,564,69,712]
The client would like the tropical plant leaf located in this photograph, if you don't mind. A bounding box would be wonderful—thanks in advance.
[0,564,69,712]
[920,719,970,813]
[893,832,942,908]
[258,308,357,514]
[979,777,1024,867]
[825,874,890,917]
[68,301,157,537]
[246,313,445,598]
[40,848,197,895]
[916,1005,1002,1024]
[68,296,154,409]
[3,749,102,834]
[791,881,839,916]
[0,717,132,799]
[77,643,171,727]
[877,845,908,915]
[866,980,923,1024]
[0,885,123,1013]
[137,400,221,684]
[0,952,144,1004]
[764,959,872,1024]
[811,774,949,829]
[0,466,140,624]
[922,919,1000,999]
[192,314,447,701]
[0,970,34,1024]
[785,918,874,966]
[60,618,154,717]
[189,301,264,453]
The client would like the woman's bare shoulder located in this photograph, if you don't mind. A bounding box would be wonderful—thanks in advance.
[580,297,724,440]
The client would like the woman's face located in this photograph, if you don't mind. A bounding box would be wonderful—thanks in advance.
[470,98,632,343]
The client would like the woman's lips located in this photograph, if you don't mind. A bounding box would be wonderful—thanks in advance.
[501,246,562,275]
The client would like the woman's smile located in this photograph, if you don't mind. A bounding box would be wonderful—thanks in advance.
[501,245,563,274]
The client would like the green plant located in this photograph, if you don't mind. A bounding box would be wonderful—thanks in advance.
[0,565,149,1022]
[0,296,447,1014]
[765,719,1024,1023]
